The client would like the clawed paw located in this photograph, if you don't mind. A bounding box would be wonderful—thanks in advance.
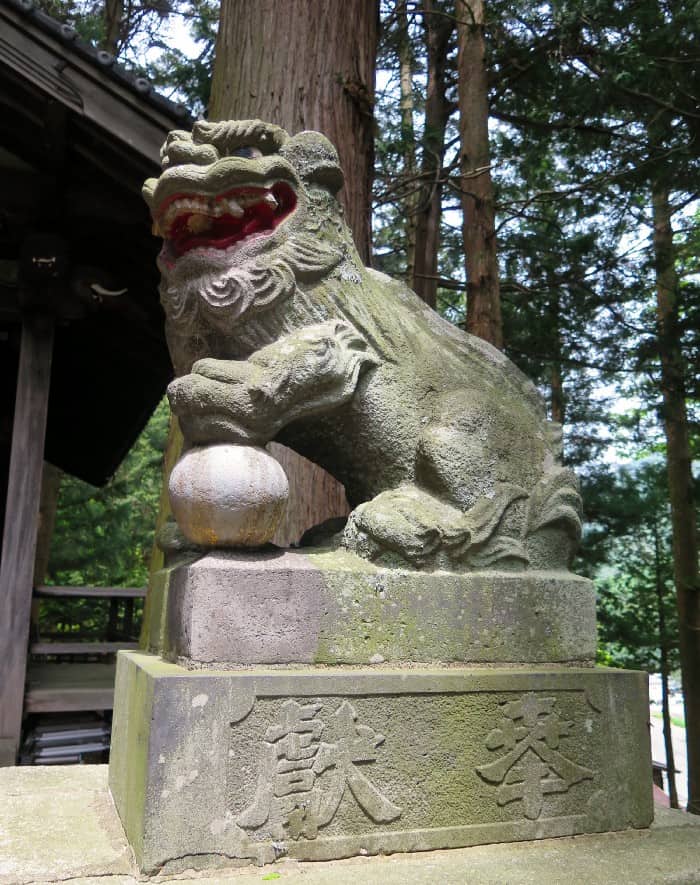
[343,483,529,570]
[343,486,470,568]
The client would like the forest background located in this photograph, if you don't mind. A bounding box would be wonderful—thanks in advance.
[34,0,698,810]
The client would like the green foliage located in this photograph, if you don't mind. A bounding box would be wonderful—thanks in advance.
[374,4,697,695]
[142,0,218,114]
[581,462,681,672]
[47,399,169,589]
[40,400,169,637]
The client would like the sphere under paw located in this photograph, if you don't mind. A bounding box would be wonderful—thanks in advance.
[169,445,288,547]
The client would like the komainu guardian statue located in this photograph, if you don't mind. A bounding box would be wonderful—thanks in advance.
[108,123,652,874]
[144,119,582,572]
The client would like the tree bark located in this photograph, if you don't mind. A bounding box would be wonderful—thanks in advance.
[397,0,419,283]
[660,668,679,808]
[102,0,123,55]
[654,520,679,808]
[652,181,700,814]
[550,362,565,426]
[548,287,565,425]
[411,0,453,308]
[210,0,377,264]
[457,0,503,348]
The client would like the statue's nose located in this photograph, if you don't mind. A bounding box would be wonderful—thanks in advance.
[163,140,219,169]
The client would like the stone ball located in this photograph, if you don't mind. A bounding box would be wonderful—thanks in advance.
[169,445,289,547]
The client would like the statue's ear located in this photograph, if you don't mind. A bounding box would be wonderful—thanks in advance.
[279,131,344,195]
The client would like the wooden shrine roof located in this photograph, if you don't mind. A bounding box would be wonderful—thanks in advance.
[0,0,192,484]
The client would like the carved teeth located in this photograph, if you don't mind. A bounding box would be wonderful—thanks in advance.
[235,193,257,207]
[186,214,213,234]
[156,187,285,239]
[227,198,244,217]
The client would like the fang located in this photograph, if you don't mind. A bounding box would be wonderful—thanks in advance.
[227,198,244,217]
[187,214,213,234]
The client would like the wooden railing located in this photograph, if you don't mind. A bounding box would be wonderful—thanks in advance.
[25,585,146,714]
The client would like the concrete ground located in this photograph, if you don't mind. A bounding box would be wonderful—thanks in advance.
[1,765,699,885]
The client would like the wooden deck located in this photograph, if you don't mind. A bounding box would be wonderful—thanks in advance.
[21,585,145,723]
[25,662,117,713]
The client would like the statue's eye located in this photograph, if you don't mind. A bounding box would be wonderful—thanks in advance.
[232,146,263,159]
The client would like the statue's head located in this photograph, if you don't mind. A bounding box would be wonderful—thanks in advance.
[143,120,349,343]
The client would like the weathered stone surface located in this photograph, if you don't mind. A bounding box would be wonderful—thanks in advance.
[146,120,583,572]
[169,444,288,547]
[0,765,132,884]
[163,548,596,665]
[109,651,652,874]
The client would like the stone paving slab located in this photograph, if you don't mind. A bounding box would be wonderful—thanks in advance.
[0,765,131,885]
[1,766,699,885]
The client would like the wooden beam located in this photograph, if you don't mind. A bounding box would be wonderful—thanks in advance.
[35,585,147,599]
[30,641,138,655]
[0,314,54,765]
[33,462,62,585]
[0,2,185,165]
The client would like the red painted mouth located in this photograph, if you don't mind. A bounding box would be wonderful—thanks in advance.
[154,181,297,259]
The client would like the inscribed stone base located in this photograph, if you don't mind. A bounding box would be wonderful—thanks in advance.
[109,651,652,874]
[156,549,597,665]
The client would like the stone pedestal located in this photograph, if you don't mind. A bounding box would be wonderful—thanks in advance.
[110,651,652,873]
[145,549,597,666]
[111,550,653,874]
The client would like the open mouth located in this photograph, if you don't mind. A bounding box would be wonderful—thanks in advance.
[154,181,297,260]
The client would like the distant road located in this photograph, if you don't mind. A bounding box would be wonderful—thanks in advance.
[650,714,687,809]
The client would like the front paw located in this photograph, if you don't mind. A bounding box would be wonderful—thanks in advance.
[190,357,254,385]
[342,487,456,568]
[167,373,265,445]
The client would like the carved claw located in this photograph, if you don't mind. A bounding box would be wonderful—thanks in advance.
[442,484,528,567]
[167,372,264,445]
[190,357,256,385]
[344,483,530,570]
[344,498,443,566]
[467,537,530,570]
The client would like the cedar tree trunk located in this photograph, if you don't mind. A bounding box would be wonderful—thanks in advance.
[397,0,418,282]
[411,0,453,307]
[210,0,377,263]
[654,521,679,808]
[652,181,700,814]
[103,0,122,55]
[457,0,502,348]
[549,289,565,425]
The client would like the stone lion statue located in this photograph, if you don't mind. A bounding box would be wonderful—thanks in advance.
[143,119,582,572]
